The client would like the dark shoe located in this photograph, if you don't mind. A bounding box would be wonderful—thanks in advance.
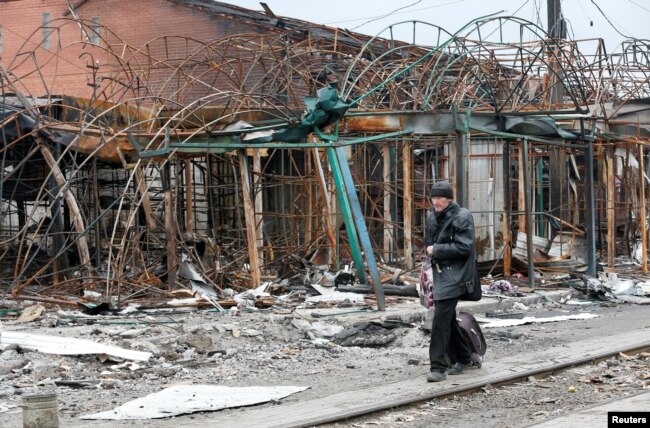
[427,371,447,382]
[448,362,468,375]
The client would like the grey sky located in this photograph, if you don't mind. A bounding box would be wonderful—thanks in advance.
[228,0,648,51]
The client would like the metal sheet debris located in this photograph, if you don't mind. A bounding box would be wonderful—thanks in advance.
[477,313,599,328]
[305,283,365,304]
[0,331,152,362]
[81,384,309,419]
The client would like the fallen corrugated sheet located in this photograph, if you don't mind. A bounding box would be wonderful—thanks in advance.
[81,384,309,419]
[0,331,151,361]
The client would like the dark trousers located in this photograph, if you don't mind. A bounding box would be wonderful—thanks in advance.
[429,297,472,372]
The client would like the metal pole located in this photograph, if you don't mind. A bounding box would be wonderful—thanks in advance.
[327,148,367,284]
[455,132,466,207]
[585,140,597,276]
[522,138,535,288]
[502,140,512,276]
[547,0,563,39]
[334,147,386,311]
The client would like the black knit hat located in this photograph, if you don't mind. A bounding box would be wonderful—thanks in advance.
[430,181,453,199]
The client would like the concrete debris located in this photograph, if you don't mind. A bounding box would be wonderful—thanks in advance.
[292,319,344,340]
[512,302,530,311]
[635,282,650,297]
[332,320,412,347]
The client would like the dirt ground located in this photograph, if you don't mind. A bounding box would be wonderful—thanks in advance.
[0,293,649,427]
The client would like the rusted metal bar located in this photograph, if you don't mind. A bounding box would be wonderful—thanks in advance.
[640,144,648,273]
[523,138,535,288]
[402,141,413,269]
[607,147,616,268]
[238,150,261,287]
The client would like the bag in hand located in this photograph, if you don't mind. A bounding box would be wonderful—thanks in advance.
[460,259,482,301]
[419,257,435,309]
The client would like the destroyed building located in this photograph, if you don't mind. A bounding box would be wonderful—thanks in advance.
[1,0,649,310]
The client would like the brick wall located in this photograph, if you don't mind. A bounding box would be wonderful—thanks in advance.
[0,0,269,99]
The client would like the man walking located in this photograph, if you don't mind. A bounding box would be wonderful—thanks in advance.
[424,181,476,382]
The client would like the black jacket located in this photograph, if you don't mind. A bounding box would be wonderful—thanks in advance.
[424,202,476,301]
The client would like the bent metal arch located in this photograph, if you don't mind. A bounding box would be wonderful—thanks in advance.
[342,16,589,114]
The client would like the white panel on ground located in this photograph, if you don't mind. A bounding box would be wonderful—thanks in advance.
[0,331,151,361]
[81,384,309,420]
[477,312,598,328]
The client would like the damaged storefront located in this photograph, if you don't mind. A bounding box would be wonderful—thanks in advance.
[1,6,650,315]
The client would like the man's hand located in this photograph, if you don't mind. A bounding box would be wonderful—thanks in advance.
[426,245,434,256]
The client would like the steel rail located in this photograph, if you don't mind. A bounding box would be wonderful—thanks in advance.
[289,337,650,428]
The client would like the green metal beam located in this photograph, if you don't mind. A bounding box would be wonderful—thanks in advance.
[327,147,367,285]
[332,146,386,311]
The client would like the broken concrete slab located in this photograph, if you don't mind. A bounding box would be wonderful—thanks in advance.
[331,320,410,347]
[81,384,309,419]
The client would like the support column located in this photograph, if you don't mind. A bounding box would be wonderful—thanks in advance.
[455,132,466,207]
[502,140,512,276]
[162,161,177,289]
[305,149,313,244]
[134,166,157,231]
[253,149,264,265]
[382,143,394,262]
[184,159,194,234]
[606,147,616,268]
[92,158,102,268]
[239,151,261,287]
[585,141,597,277]
[550,149,566,223]
[312,148,336,265]
[639,144,647,273]
[523,139,535,288]
[402,141,413,269]
[518,147,526,234]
